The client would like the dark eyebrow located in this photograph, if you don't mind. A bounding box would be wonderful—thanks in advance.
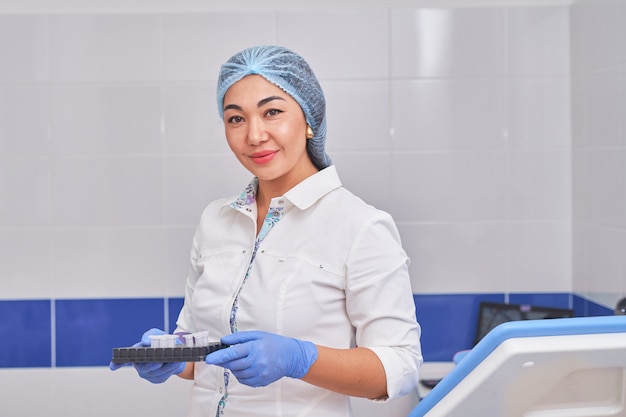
[223,96,285,113]
[257,95,286,107]
[223,103,242,112]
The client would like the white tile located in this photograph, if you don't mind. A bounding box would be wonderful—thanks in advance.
[400,222,507,293]
[586,149,626,228]
[50,85,162,155]
[331,153,393,213]
[50,157,163,226]
[162,12,277,81]
[0,87,50,156]
[323,80,390,152]
[0,15,48,83]
[508,78,571,149]
[622,64,626,143]
[571,223,588,294]
[390,151,507,222]
[585,67,625,148]
[51,227,168,298]
[507,221,572,292]
[0,229,54,299]
[572,149,589,221]
[50,368,192,416]
[572,0,625,72]
[507,150,571,221]
[622,3,626,68]
[0,157,51,225]
[164,155,251,225]
[583,224,626,308]
[570,75,588,149]
[49,14,160,82]
[1,368,192,416]
[165,226,196,297]
[507,6,570,76]
[162,83,230,155]
[391,79,507,151]
[569,2,587,77]
[277,10,388,79]
[0,369,55,415]
[391,8,506,78]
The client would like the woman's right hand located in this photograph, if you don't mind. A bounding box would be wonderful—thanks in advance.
[109,328,186,384]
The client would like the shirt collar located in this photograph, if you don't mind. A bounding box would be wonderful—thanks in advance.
[284,165,342,210]
[228,165,341,212]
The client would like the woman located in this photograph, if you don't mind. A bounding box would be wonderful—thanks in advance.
[112,45,422,417]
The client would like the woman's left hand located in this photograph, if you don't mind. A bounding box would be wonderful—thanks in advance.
[205,331,318,387]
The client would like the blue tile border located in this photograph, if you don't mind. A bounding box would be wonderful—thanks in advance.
[55,298,165,367]
[572,294,614,317]
[0,293,619,368]
[508,293,572,311]
[0,299,51,368]
[413,293,505,361]
[167,297,184,334]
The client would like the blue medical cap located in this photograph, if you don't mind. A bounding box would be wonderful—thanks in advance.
[217,45,332,170]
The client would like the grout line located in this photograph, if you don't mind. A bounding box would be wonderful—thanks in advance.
[164,297,170,333]
[50,299,56,367]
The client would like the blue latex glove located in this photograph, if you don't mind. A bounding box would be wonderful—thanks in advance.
[205,331,318,387]
[109,328,185,384]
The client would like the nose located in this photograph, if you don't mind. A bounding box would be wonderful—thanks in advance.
[246,117,268,145]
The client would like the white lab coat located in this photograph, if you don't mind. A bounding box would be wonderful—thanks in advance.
[175,165,422,417]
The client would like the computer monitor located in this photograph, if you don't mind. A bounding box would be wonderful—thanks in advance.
[475,301,574,345]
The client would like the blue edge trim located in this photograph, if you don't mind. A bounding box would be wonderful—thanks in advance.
[0,293,614,368]
[408,315,626,417]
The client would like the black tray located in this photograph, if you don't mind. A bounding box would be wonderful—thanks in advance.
[111,343,228,363]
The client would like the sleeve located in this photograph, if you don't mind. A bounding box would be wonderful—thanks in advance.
[344,210,423,400]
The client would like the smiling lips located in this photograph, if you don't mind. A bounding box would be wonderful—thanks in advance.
[250,150,278,165]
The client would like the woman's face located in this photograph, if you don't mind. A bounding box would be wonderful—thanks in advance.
[222,75,316,191]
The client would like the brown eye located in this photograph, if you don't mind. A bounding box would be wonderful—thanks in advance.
[227,115,244,124]
[265,109,283,117]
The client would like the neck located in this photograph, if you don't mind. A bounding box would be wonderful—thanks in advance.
[257,164,318,205]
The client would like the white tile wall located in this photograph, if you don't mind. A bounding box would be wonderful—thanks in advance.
[390,8,506,78]
[323,80,391,152]
[162,84,225,154]
[402,222,508,293]
[51,227,169,298]
[0,6,576,299]
[49,85,163,155]
[506,7,570,76]
[507,78,571,149]
[390,79,508,150]
[0,368,194,416]
[571,0,626,308]
[161,12,277,81]
[49,157,163,226]
[0,15,49,83]
[49,14,162,82]
[277,10,389,79]
[0,87,50,155]
[390,151,507,221]
[506,221,571,292]
[506,150,571,220]
[0,229,54,298]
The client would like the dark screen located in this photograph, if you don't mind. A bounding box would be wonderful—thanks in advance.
[475,302,574,345]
